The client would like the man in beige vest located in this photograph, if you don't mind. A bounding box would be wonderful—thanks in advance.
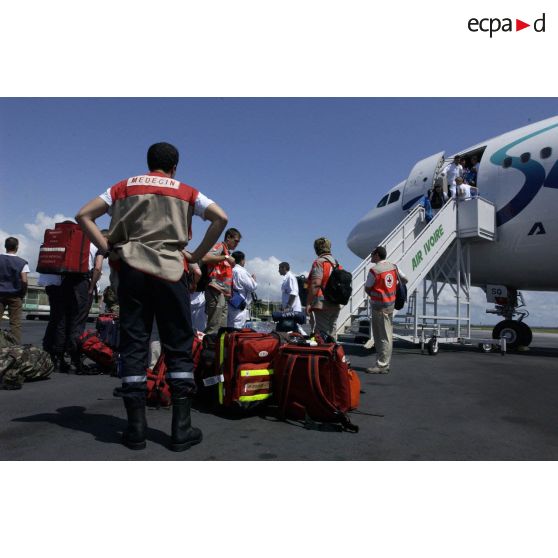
[76,142,228,451]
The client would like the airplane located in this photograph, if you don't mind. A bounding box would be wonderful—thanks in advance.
[347,115,558,349]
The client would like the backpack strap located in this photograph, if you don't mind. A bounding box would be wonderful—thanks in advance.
[278,353,298,419]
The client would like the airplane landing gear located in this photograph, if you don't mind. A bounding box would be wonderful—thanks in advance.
[492,320,532,350]
[486,287,532,350]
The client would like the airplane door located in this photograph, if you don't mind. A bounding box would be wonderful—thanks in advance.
[401,151,445,209]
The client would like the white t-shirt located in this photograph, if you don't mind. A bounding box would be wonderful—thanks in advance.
[232,265,257,306]
[281,271,302,312]
[458,184,472,199]
[444,163,463,186]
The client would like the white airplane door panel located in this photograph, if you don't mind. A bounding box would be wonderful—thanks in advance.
[402,151,445,210]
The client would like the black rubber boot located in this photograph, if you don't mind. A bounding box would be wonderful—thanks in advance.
[53,352,70,374]
[171,398,202,452]
[122,402,147,450]
[70,353,85,375]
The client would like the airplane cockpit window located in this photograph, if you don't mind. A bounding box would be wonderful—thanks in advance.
[376,194,389,208]
[520,152,530,163]
[541,147,552,159]
[388,190,400,204]
[503,156,512,168]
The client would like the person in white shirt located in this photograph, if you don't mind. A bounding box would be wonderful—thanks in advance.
[189,262,207,332]
[444,156,463,187]
[455,176,471,200]
[227,251,257,328]
[278,262,302,312]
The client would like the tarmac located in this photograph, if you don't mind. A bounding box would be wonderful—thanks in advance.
[1,321,558,460]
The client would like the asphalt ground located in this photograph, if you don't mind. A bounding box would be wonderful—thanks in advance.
[1,321,558,460]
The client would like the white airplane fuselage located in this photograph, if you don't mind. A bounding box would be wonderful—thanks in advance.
[347,116,558,291]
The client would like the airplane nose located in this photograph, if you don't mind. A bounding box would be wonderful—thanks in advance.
[347,217,376,259]
[347,205,405,259]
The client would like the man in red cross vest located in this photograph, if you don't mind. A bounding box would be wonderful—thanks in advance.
[364,245,407,374]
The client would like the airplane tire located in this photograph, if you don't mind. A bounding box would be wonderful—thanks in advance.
[427,337,439,355]
[492,320,532,350]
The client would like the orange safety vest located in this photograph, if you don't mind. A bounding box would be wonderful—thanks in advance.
[368,264,397,305]
[208,242,233,294]
[308,255,336,305]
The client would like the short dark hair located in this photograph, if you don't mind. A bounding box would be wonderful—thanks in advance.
[5,237,18,251]
[232,251,245,264]
[225,228,242,241]
[147,142,179,172]
[372,246,387,260]
[279,262,290,271]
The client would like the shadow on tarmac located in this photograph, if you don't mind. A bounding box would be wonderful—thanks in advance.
[12,406,169,447]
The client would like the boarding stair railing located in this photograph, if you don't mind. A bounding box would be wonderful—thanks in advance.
[337,197,499,351]
[336,203,428,339]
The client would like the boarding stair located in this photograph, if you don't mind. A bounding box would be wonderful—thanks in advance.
[337,197,503,352]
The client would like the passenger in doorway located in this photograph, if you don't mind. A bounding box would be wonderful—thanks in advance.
[0,237,29,344]
[227,251,257,328]
[444,156,463,189]
[427,181,449,212]
[364,246,408,374]
[455,176,472,200]
[306,237,342,340]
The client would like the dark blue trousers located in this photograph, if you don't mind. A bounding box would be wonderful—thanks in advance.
[117,261,196,406]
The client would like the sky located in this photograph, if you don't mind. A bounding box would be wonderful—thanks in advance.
[1,97,558,324]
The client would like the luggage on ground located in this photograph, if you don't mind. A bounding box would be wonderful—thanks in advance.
[274,339,359,432]
[146,332,204,408]
[0,345,54,390]
[0,329,18,349]
[36,222,91,274]
[96,313,120,349]
[146,353,172,408]
[272,310,306,333]
[78,330,115,369]
[210,328,281,411]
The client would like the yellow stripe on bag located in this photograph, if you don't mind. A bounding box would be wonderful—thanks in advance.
[240,369,274,377]
[239,393,272,402]
[218,333,226,404]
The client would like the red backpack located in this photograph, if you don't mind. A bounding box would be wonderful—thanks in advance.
[37,222,91,274]
[274,339,359,432]
[147,333,204,408]
[78,330,115,368]
[146,354,172,408]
